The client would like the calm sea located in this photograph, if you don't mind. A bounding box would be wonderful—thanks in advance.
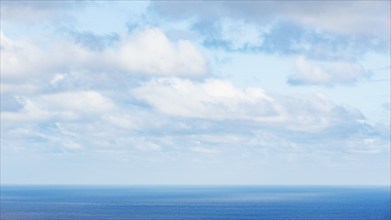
[1,185,390,219]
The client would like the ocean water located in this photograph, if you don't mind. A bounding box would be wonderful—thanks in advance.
[1,185,390,220]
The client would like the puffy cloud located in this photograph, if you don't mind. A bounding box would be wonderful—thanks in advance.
[0,27,208,85]
[106,28,207,76]
[1,32,48,80]
[133,78,365,132]
[0,31,95,82]
[288,56,371,86]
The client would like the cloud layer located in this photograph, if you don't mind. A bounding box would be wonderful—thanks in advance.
[133,78,366,132]
[1,1,389,185]
[154,1,390,37]
[153,1,389,87]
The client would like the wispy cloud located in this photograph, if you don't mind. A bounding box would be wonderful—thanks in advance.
[288,56,371,86]
[153,1,390,72]
[154,1,390,37]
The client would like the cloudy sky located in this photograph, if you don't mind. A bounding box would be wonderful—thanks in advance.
[1,1,390,185]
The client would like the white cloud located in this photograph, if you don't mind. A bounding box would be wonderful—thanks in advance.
[50,74,66,86]
[0,28,208,86]
[1,32,47,80]
[288,56,370,85]
[2,91,115,123]
[1,98,52,122]
[0,31,94,83]
[133,78,365,132]
[107,28,208,76]
[134,78,275,120]
[40,91,115,114]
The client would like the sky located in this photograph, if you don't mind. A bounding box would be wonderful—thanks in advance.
[0,1,390,185]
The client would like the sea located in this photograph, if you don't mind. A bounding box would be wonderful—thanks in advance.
[1,185,390,220]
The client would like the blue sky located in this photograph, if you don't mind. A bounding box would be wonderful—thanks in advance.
[1,1,390,185]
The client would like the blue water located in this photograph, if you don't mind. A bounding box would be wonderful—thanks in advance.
[1,185,390,219]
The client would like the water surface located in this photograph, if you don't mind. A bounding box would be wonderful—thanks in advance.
[1,185,390,219]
